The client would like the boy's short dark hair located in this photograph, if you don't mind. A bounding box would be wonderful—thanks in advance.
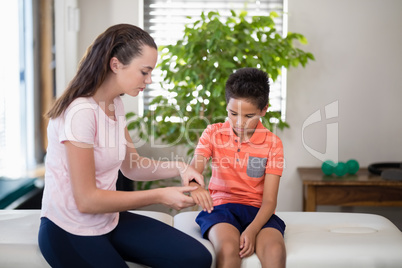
[225,67,270,110]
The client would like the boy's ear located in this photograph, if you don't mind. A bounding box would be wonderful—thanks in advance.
[260,104,269,116]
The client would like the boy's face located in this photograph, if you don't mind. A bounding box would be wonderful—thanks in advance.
[226,98,268,139]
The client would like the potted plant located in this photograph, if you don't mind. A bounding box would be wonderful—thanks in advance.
[126,10,314,188]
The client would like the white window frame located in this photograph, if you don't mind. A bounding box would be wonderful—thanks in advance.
[0,0,39,177]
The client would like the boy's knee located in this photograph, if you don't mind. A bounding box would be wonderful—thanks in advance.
[218,241,239,258]
[258,241,286,262]
[272,241,286,254]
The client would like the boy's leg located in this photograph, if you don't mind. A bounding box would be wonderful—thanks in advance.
[208,222,242,268]
[110,211,212,268]
[255,228,286,268]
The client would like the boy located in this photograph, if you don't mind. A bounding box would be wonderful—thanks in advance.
[190,67,286,268]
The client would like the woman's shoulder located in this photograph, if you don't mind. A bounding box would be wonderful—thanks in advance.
[71,96,95,106]
[67,97,96,109]
[64,97,97,119]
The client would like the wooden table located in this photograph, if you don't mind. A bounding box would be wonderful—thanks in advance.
[298,167,402,212]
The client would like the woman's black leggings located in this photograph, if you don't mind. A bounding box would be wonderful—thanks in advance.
[38,211,212,268]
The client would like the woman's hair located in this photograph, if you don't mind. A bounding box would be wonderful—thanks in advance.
[47,24,157,118]
[225,67,270,110]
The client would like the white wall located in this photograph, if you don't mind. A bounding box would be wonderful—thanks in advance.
[76,0,143,113]
[279,0,402,214]
[77,0,143,58]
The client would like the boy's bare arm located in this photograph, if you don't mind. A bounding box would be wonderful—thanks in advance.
[189,154,214,213]
[190,154,208,174]
[239,173,281,258]
[249,173,280,230]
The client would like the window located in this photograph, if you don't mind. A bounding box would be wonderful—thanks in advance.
[143,0,287,118]
[0,0,44,177]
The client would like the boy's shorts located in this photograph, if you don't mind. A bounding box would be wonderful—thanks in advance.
[195,203,286,239]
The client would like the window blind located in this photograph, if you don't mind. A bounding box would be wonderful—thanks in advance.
[143,0,286,116]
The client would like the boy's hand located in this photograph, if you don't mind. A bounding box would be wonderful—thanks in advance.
[239,226,258,258]
[189,182,214,213]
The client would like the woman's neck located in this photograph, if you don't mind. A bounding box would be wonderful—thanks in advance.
[93,74,120,104]
[92,80,119,120]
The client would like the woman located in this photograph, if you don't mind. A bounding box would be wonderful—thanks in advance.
[38,24,212,268]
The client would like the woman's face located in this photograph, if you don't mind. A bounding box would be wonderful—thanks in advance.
[115,45,158,97]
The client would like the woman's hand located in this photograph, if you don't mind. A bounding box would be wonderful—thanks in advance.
[159,186,198,210]
[239,226,259,258]
[177,162,205,187]
[189,182,213,213]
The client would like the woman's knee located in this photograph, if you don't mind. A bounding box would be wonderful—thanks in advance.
[180,244,212,268]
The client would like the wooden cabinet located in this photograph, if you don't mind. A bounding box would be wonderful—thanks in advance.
[298,167,402,211]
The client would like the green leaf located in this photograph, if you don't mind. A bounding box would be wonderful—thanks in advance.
[307,52,315,60]
[125,112,135,119]
[201,12,206,21]
[239,10,248,19]
[207,11,219,20]
[270,11,279,18]
[291,58,300,67]
[298,35,308,45]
